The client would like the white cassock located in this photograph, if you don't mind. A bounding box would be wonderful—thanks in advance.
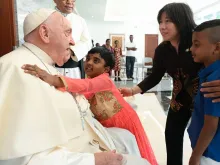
[0,43,149,165]
[56,10,91,79]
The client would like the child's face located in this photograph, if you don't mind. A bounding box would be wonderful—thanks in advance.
[191,31,216,66]
[84,53,110,78]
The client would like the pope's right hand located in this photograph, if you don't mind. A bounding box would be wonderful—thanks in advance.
[119,87,133,97]
[94,150,123,165]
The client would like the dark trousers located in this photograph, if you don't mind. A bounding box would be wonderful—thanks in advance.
[165,106,192,165]
[126,56,135,78]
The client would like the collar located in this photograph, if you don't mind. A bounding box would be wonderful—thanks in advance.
[55,7,68,17]
[199,60,220,79]
[23,42,55,66]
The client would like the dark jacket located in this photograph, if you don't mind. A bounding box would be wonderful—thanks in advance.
[138,41,203,111]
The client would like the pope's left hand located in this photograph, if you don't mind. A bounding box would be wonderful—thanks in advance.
[201,80,220,103]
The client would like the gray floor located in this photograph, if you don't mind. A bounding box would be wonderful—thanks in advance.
[113,77,172,114]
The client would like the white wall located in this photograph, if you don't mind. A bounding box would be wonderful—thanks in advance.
[87,20,125,47]
[87,19,160,63]
[16,0,54,45]
[186,0,220,12]
[193,1,220,24]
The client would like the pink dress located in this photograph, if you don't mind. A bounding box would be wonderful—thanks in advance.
[114,47,122,71]
[60,73,158,165]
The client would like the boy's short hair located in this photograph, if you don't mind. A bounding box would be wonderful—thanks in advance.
[194,19,220,43]
[88,47,115,70]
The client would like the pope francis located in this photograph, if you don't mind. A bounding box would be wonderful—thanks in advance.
[0,9,149,165]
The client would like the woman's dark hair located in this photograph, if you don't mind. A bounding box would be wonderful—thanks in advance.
[106,39,110,43]
[114,40,119,44]
[88,47,115,70]
[157,3,196,50]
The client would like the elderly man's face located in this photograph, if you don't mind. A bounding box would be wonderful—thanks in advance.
[48,13,74,66]
[54,0,75,14]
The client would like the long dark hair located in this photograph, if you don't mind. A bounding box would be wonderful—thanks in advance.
[157,3,196,51]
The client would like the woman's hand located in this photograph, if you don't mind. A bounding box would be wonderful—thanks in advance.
[22,64,57,86]
[119,87,133,97]
[119,86,142,97]
[201,80,220,103]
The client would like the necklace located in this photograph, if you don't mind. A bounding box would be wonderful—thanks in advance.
[23,44,87,130]
[23,44,53,74]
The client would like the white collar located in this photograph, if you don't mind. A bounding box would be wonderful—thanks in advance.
[55,7,68,17]
[55,7,79,17]
[23,42,55,66]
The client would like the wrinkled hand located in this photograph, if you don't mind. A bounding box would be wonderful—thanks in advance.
[95,150,123,165]
[119,87,133,97]
[22,64,55,86]
[189,155,200,165]
[201,80,220,103]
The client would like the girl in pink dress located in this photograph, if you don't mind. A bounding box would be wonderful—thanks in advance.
[22,47,158,165]
[113,40,123,81]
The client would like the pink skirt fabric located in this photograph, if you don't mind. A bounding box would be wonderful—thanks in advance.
[100,108,158,165]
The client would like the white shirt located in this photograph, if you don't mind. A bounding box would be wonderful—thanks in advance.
[126,42,136,57]
[66,13,91,61]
